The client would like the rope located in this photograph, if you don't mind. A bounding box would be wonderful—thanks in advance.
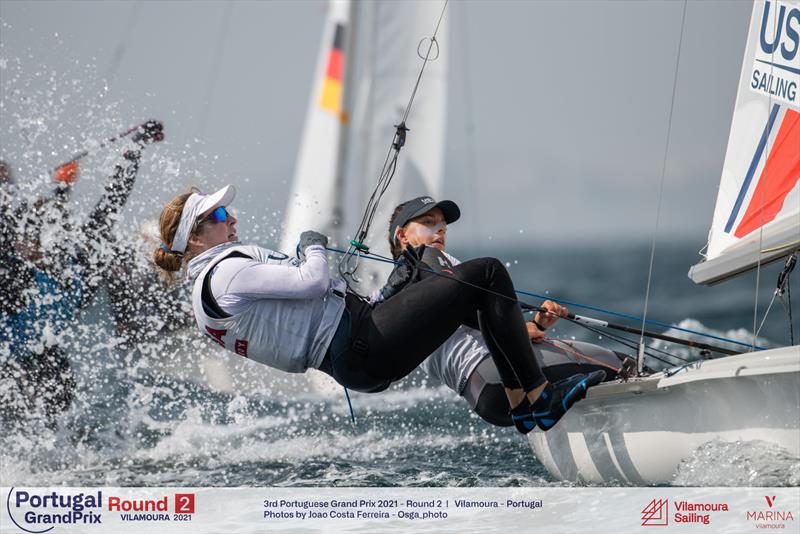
[784,275,794,344]
[542,340,622,374]
[343,386,356,426]
[339,0,450,293]
[324,245,759,350]
[639,0,687,363]
[757,253,797,342]
[558,314,688,368]
[513,288,759,350]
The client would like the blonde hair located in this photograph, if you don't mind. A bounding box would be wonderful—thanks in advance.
[152,187,200,279]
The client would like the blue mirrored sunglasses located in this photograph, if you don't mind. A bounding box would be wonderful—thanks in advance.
[201,206,229,224]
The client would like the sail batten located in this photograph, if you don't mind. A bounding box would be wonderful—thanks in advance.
[690,0,800,286]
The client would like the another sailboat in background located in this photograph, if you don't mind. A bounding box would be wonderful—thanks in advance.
[528,0,799,485]
[280,0,447,293]
[279,0,447,392]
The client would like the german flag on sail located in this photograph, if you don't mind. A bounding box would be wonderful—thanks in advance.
[320,23,345,119]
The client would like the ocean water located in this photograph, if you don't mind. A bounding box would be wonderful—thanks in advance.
[0,38,797,489]
[2,242,798,488]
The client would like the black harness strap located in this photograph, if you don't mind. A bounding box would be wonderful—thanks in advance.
[201,251,252,319]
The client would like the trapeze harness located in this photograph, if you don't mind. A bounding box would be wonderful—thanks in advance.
[368,248,631,426]
[191,242,550,397]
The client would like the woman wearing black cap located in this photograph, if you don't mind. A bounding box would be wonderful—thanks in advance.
[157,189,604,433]
[375,197,627,428]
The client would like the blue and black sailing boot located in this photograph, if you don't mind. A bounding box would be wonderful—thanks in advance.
[510,399,536,434]
[532,370,606,431]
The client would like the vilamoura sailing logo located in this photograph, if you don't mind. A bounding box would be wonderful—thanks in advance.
[641,496,730,526]
[641,498,669,526]
[6,488,103,532]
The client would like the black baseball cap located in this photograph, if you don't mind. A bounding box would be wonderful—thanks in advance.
[390,196,460,245]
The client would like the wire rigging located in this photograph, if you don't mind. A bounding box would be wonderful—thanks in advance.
[755,252,797,343]
[639,0,688,371]
[752,1,781,351]
[325,245,750,356]
[338,0,450,295]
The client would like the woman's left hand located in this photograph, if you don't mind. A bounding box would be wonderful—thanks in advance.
[534,300,567,330]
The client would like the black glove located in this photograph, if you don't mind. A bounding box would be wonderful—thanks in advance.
[401,244,426,267]
[379,245,426,301]
[132,120,165,146]
[296,230,329,260]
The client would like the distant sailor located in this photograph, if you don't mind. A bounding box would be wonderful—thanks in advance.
[0,121,164,424]
[103,220,194,349]
[154,184,604,433]
[375,197,632,427]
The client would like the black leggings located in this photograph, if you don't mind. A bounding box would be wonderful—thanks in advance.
[323,257,546,394]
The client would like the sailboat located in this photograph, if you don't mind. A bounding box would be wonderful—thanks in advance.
[527,0,799,485]
[279,0,447,292]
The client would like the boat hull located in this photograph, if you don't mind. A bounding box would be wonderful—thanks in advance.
[528,347,800,485]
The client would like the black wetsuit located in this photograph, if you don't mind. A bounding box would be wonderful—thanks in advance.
[319,257,547,394]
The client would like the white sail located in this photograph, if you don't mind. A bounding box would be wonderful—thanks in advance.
[689,0,800,285]
[279,0,351,255]
[281,0,447,292]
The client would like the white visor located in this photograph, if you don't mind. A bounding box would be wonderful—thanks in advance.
[170,184,236,254]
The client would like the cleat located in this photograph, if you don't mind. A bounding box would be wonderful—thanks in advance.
[532,370,606,431]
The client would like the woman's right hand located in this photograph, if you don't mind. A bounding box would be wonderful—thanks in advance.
[296,230,328,259]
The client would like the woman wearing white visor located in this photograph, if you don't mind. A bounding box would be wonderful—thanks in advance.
[154,186,605,433]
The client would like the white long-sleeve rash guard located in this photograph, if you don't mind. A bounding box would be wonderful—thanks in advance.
[209,245,331,315]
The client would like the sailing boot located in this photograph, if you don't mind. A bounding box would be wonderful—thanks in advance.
[510,398,536,434]
[532,370,606,431]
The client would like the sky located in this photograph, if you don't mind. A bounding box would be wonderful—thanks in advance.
[0,0,754,251]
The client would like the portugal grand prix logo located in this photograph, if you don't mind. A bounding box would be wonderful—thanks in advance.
[641,498,669,526]
[6,488,103,533]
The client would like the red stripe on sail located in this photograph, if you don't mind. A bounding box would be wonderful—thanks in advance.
[734,108,800,238]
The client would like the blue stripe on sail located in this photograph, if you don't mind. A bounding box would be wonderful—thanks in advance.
[724,103,781,234]
[755,58,800,76]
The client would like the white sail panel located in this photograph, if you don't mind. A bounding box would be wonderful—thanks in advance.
[279,0,350,256]
[341,0,448,290]
[690,0,800,285]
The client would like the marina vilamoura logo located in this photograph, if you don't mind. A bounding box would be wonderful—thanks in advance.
[751,0,800,108]
[6,488,103,532]
[745,495,795,529]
